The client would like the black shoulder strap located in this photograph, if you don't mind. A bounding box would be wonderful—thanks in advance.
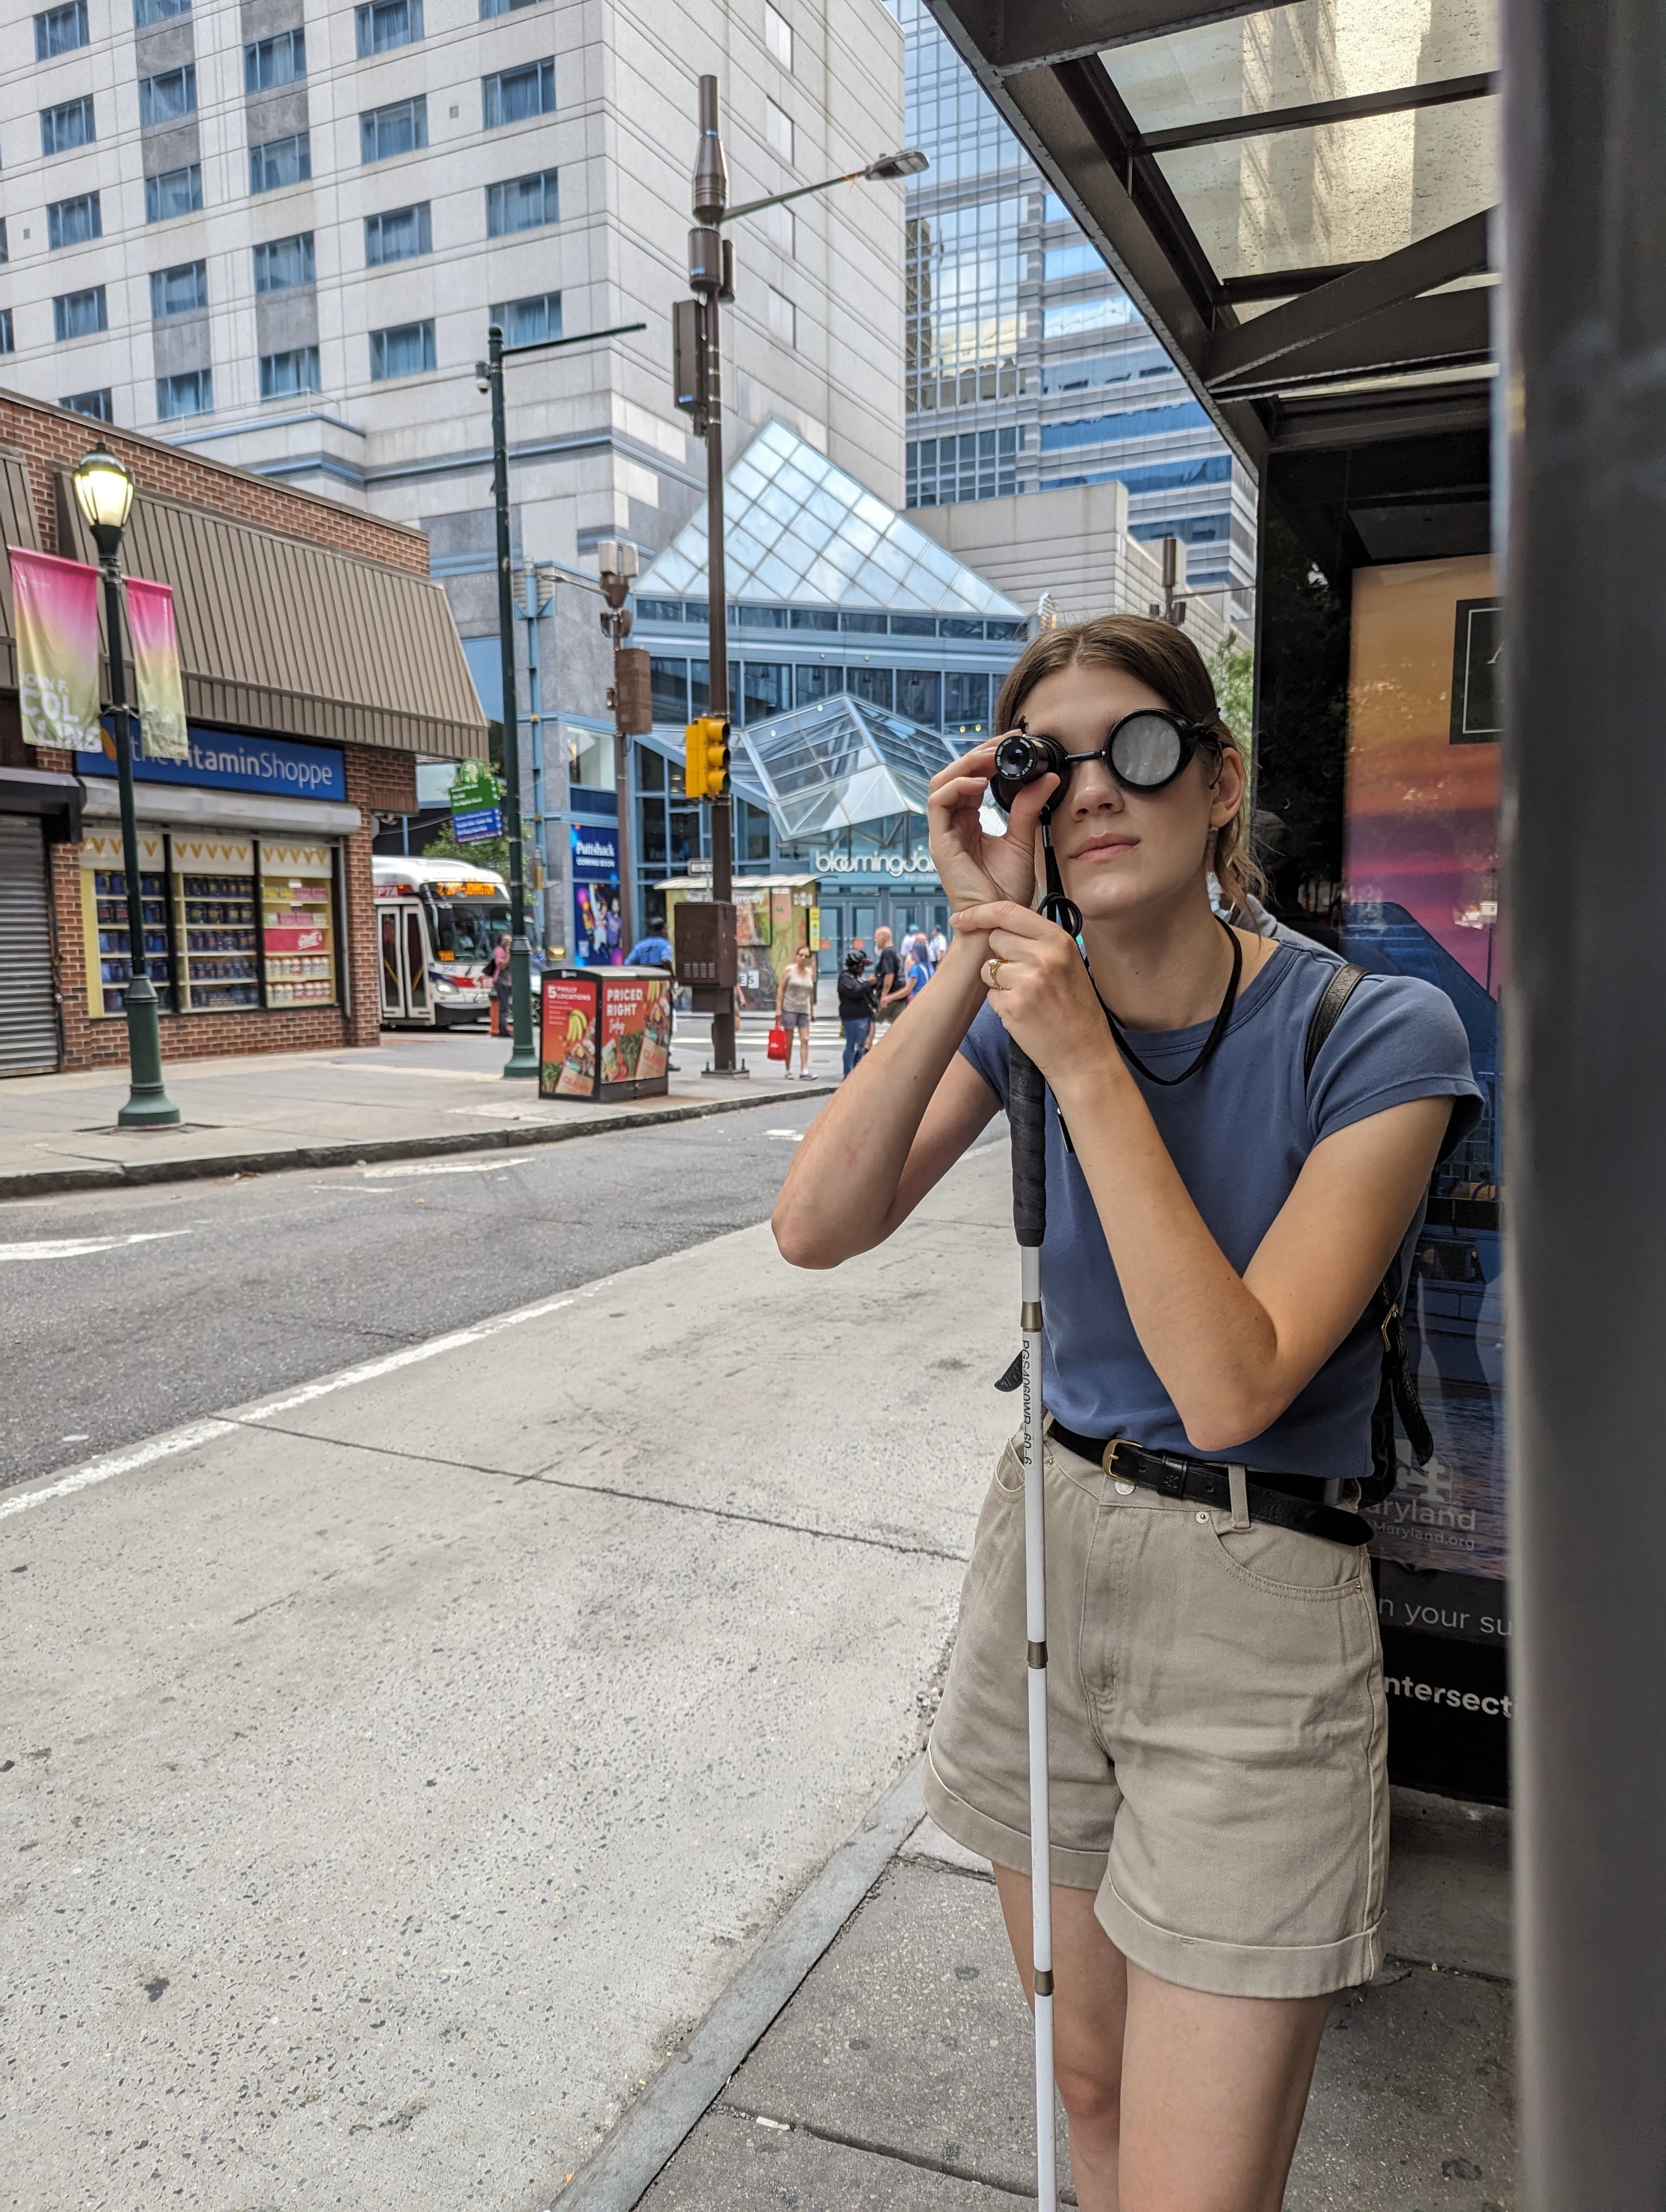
[1302,960,1431,1504]
[1303,962,1368,1086]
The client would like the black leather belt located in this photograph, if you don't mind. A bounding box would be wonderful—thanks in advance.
[1047,1423,1372,1548]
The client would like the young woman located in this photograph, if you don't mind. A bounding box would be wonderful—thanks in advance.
[774,939,819,1078]
[773,615,1479,2212]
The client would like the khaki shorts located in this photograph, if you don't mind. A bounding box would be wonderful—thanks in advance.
[923,1430,1388,1999]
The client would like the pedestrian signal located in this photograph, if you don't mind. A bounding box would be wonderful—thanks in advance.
[683,715,731,799]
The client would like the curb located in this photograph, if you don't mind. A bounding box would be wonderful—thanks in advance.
[546,1760,925,2212]
[0,1084,837,1204]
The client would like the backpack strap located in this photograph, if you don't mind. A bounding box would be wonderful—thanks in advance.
[1302,961,1432,1503]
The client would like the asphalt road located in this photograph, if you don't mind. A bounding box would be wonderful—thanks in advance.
[1,1094,831,1491]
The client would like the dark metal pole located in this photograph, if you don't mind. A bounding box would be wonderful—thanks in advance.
[488,323,537,1077]
[693,71,736,1075]
[102,555,180,1128]
[1502,1,1666,2203]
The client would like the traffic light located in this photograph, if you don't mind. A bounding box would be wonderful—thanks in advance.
[683,715,730,800]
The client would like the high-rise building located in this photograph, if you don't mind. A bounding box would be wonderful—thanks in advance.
[0,0,906,560]
[895,0,1254,626]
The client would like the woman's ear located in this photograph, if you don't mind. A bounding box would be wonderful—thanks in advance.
[1207,742,1246,828]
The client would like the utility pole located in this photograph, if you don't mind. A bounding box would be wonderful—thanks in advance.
[672,76,926,1072]
[690,74,738,1072]
[478,314,645,1067]
[597,539,652,956]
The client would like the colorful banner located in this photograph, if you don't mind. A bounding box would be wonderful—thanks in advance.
[123,575,190,762]
[8,546,101,750]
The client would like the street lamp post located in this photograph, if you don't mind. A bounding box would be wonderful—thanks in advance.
[72,444,181,1130]
[680,75,925,1072]
[478,316,646,1078]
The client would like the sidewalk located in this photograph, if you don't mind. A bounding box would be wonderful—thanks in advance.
[0,1019,840,1201]
[593,1786,1517,2211]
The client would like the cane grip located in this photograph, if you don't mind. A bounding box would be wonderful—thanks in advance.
[1009,1041,1047,1248]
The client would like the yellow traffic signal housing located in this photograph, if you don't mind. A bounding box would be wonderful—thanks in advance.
[683,715,731,800]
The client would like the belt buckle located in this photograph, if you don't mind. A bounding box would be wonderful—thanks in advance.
[1100,1437,1129,1477]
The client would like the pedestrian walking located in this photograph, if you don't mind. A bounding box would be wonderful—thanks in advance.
[929,921,948,967]
[836,948,876,1077]
[906,936,933,1000]
[772,613,1479,2211]
[871,925,908,1025]
[774,940,818,1079]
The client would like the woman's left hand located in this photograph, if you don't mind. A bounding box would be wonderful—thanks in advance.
[949,900,1117,1094]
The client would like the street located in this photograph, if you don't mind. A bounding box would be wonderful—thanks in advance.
[1,1090,841,1491]
[0,1116,1016,2210]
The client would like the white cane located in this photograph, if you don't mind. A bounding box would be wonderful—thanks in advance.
[1009,1037,1057,2211]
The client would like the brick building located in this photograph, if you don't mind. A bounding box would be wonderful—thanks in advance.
[0,387,485,1074]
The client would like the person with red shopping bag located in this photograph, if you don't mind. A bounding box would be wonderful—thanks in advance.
[773,940,818,1079]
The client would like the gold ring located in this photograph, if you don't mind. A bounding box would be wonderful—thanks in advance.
[983,955,1007,990]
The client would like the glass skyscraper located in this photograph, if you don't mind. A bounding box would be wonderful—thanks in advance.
[899,0,1255,618]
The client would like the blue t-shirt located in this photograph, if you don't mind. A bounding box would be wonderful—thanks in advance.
[959,938,1483,1480]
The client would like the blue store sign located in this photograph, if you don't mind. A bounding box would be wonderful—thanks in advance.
[77,723,347,802]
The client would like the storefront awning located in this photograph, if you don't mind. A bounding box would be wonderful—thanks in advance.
[53,475,488,761]
[924,0,1499,474]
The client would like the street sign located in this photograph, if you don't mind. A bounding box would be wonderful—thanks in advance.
[452,805,504,843]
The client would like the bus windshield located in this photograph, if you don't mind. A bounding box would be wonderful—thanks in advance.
[433,898,512,963]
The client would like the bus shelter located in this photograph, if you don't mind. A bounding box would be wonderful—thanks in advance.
[925,0,1663,2194]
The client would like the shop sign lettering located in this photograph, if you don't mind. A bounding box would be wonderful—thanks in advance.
[811,845,935,880]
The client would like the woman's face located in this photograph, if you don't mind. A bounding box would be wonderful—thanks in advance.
[1013,660,1244,924]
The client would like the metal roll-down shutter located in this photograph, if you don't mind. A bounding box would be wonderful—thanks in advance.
[0,814,60,1075]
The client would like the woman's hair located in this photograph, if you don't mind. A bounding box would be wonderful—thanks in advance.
[993,613,1263,912]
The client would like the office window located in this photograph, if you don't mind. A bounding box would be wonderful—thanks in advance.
[134,0,189,19]
[157,368,212,419]
[943,671,989,733]
[848,667,893,712]
[482,57,553,127]
[355,0,421,54]
[369,319,435,378]
[0,220,7,264]
[254,231,314,291]
[41,95,95,155]
[138,66,196,127]
[260,345,320,396]
[360,97,426,160]
[0,310,12,354]
[479,0,536,15]
[61,387,112,419]
[35,0,88,59]
[47,192,102,249]
[145,163,202,221]
[150,260,207,317]
[245,28,305,92]
[53,285,106,340]
[764,2,792,69]
[489,291,560,345]
[485,167,558,235]
[765,97,793,163]
[795,664,843,706]
[364,203,431,264]
[895,669,940,727]
[251,132,311,191]
[649,658,688,724]
[740,663,790,723]
[766,288,796,348]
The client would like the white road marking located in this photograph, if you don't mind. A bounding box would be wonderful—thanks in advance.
[0,1288,581,1522]
[764,1130,805,1142]
[0,1231,191,1262]
[358,1156,534,1179]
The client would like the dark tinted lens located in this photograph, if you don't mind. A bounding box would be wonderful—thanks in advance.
[1110,712,1186,788]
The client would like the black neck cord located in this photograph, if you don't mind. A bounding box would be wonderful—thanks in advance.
[1036,828,1243,1086]
[1096,915,1242,1087]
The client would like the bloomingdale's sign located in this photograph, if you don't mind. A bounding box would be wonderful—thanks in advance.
[812,845,937,881]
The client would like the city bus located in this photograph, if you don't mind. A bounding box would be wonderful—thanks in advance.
[372,854,511,1028]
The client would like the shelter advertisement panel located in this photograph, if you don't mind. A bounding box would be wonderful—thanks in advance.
[1344,557,1503,1583]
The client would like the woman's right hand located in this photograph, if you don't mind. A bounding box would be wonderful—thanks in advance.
[926,737,1058,919]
